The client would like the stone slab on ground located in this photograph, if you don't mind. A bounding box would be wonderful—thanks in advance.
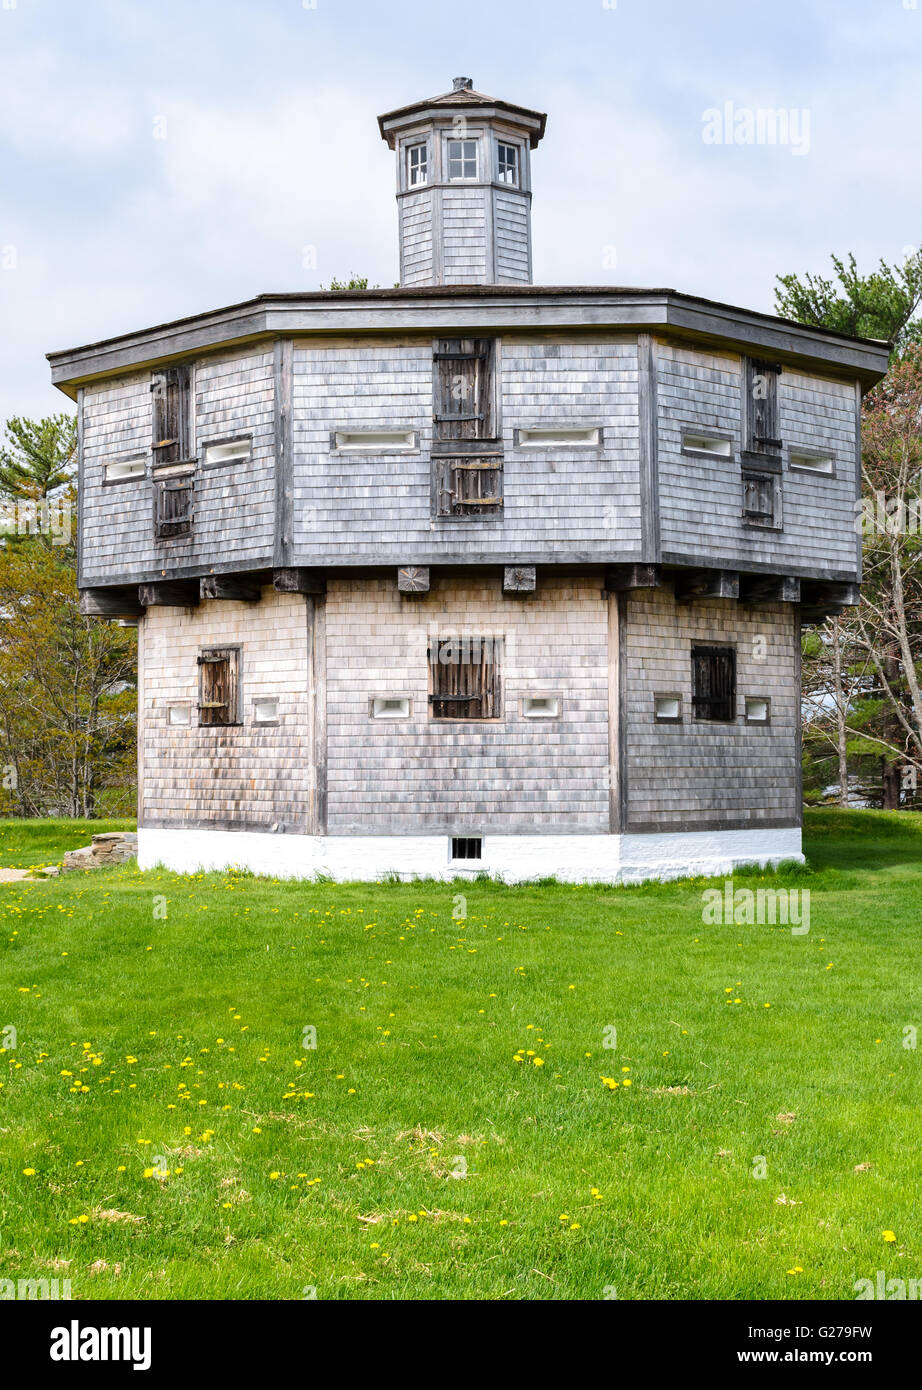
[62,832,138,872]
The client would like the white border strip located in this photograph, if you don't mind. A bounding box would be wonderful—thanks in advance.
[138,826,803,884]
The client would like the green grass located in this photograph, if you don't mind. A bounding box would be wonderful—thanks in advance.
[1,808,920,1300]
[0,817,135,869]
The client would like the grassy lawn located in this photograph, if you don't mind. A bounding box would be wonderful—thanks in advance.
[0,818,134,870]
[1,807,919,1301]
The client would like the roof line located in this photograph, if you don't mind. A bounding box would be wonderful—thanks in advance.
[45,285,891,362]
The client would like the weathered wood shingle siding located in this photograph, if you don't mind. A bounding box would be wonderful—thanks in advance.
[398,192,436,286]
[440,188,489,282]
[80,332,863,581]
[324,574,610,834]
[80,350,276,585]
[656,343,860,579]
[139,587,319,830]
[493,190,531,282]
[499,338,641,553]
[621,588,800,831]
[195,349,276,561]
[291,342,434,553]
[81,371,156,582]
[290,336,641,563]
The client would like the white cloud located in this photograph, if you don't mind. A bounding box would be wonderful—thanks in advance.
[2,0,921,422]
[0,45,139,157]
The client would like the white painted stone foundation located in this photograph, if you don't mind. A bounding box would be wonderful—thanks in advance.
[138,825,803,885]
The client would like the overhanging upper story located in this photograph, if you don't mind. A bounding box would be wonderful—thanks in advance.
[47,285,890,599]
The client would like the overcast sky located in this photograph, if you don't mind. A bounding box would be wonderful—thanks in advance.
[1,0,919,422]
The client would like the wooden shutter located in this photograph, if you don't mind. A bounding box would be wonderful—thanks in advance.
[434,456,503,517]
[742,470,775,525]
[429,636,502,719]
[433,339,494,440]
[691,646,736,722]
[746,358,781,453]
[198,648,239,726]
[152,365,192,463]
[154,477,194,538]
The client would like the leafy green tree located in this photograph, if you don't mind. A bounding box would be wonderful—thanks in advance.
[320,275,376,291]
[0,413,135,818]
[0,538,136,817]
[0,414,76,500]
[798,349,922,808]
[775,250,922,357]
[780,247,922,806]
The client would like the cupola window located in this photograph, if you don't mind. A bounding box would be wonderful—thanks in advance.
[407,142,428,187]
[447,139,478,180]
[497,142,519,185]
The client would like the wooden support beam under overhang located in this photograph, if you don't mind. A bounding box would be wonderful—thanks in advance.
[503,565,536,595]
[674,570,739,603]
[397,566,429,595]
[272,567,327,595]
[138,579,200,607]
[739,575,801,606]
[603,564,661,592]
[800,580,861,625]
[79,586,144,619]
[801,580,861,609]
[200,574,262,603]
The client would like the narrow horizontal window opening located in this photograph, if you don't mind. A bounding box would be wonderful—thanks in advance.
[654,694,682,723]
[522,695,560,718]
[682,431,732,457]
[372,696,411,719]
[204,438,251,466]
[789,450,835,475]
[253,697,278,724]
[451,836,482,862]
[333,429,417,451]
[517,426,600,448]
[105,457,146,483]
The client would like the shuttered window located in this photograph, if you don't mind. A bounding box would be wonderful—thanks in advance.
[154,476,193,539]
[741,469,777,526]
[198,648,239,726]
[433,339,495,441]
[151,365,192,464]
[745,358,782,454]
[429,636,503,720]
[434,456,503,517]
[691,645,736,722]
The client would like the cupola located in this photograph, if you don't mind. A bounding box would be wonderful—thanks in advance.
[377,77,547,287]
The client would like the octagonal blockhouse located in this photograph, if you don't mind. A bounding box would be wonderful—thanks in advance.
[50,80,890,881]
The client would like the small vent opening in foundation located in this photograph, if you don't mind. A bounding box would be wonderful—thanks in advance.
[451,837,482,861]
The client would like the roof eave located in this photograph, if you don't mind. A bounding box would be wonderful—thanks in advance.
[378,102,547,148]
[47,287,891,398]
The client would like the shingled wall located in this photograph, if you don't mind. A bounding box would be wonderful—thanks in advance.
[621,587,800,832]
